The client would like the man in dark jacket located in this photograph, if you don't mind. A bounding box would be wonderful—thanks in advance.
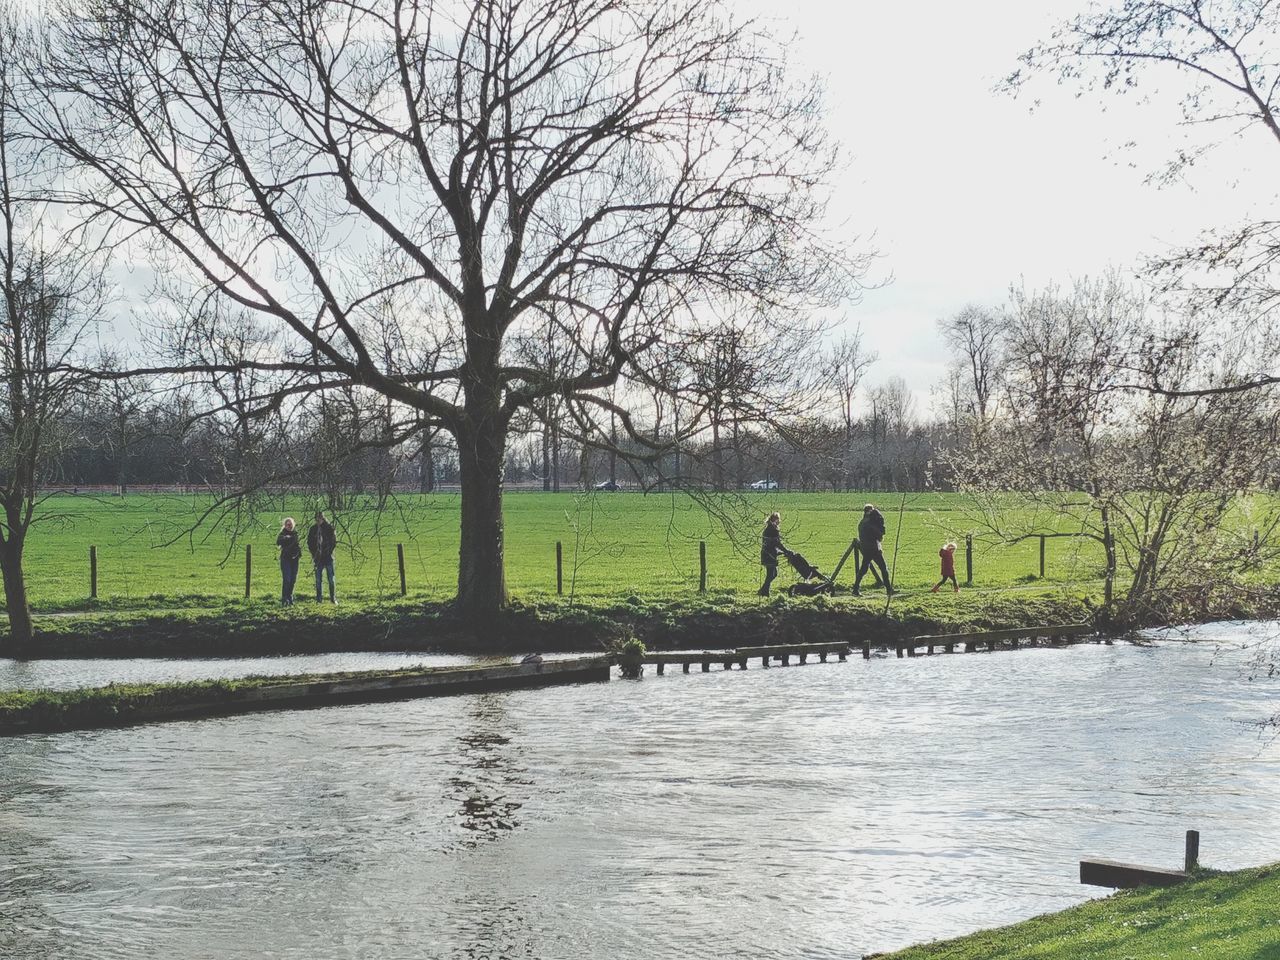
[307,511,337,603]
[852,503,893,596]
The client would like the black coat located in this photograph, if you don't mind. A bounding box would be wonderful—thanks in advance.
[307,520,336,564]
[277,528,302,563]
[760,524,785,565]
[858,509,886,554]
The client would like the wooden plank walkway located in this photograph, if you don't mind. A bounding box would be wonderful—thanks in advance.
[889,623,1095,659]
[638,625,1099,674]
[642,641,849,674]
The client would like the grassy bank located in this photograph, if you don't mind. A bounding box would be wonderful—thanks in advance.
[12,586,1112,658]
[874,865,1280,960]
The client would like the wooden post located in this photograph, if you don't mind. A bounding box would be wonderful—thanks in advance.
[1185,830,1200,872]
[244,544,252,599]
[396,543,407,596]
[1039,534,1046,579]
[701,661,710,672]
[699,540,707,592]
[89,545,98,599]
[656,662,665,676]
[861,641,871,659]
[965,534,973,586]
[896,643,904,659]
[556,541,563,596]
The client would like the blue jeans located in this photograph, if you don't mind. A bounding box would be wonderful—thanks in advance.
[314,557,335,601]
[280,556,299,605]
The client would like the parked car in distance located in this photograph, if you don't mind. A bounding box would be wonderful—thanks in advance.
[749,479,778,491]
[594,480,620,491]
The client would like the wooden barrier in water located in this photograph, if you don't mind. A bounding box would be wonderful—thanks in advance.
[643,641,850,674]
[1080,830,1199,889]
[0,656,613,736]
[889,623,1095,659]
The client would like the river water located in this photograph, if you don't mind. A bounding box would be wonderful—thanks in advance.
[1,624,1277,960]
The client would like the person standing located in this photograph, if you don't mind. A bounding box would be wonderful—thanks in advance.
[759,511,788,597]
[276,517,302,607]
[308,510,337,603]
[852,503,893,596]
[932,541,959,593]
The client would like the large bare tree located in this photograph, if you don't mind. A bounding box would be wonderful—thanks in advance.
[27,0,864,619]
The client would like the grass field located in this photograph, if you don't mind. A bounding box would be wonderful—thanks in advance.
[878,865,1280,960]
[13,491,1113,612]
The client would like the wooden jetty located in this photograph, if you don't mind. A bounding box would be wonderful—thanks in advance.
[642,641,850,674]
[885,623,1095,659]
[0,656,613,736]
[1080,830,1200,889]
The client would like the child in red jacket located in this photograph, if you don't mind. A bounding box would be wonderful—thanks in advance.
[932,541,959,593]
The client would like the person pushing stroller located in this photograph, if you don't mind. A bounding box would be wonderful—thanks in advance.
[759,511,788,596]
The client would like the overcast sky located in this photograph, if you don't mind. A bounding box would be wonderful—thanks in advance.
[769,0,1275,409]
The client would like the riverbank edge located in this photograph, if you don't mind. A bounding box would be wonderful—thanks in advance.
[5,583,1279,659]
[869,863,1280,960]
[0,656,614,736]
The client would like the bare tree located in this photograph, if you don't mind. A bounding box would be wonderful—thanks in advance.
[938,304,1001,443]
[0,10,102,649]
[824,329,874,489]
[27,0,864,620]
[949,278,1280,617]
[1011,0,1280,393]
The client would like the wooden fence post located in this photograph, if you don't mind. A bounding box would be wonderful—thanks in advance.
[396,543,407,596]
[556,541,563,596]
[1039,534,1046,579]
[699,540,707,593]
[1185,830,1200,872]
[245,544,252,599]
[965,535,973,586]
[90,545,98,599]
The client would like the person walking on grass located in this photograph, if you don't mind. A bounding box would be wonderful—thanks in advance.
[932,541,959,593]
[308,510,337,603]
[276,517,302,607]
[759,511,789,597]
[852,503,894,596]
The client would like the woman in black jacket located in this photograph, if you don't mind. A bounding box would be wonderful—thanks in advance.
[276,517,302,606]
[759,511,787,597]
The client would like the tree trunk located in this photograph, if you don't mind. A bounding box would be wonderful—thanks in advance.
[0,535,33,652]
[542,414,552,492]
[420,434,435,493]
[1100,504,1116,608]
[455,421,509,620]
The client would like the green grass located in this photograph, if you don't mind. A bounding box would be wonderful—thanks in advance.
[877,866,1280,960]
[18,491,1112,612]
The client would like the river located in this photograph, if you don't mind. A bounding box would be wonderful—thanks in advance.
[1,623,1277,959]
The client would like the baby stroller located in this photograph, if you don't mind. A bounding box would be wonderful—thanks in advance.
[784,549,835,597]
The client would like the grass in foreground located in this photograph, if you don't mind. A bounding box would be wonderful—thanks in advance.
[877,865,1280,960]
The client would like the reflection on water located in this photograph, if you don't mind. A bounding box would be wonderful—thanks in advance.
[449,695,531,842]
[0,624,1278,960]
